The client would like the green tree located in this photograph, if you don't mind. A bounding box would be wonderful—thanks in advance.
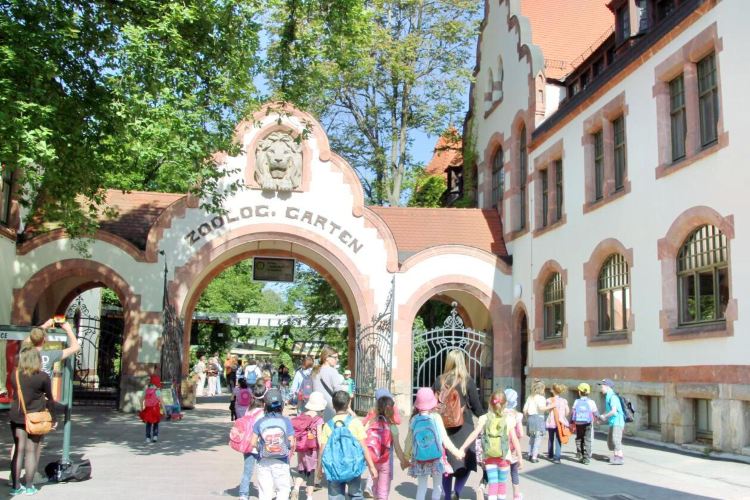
[267,0,480,205]
[0,1,262,237]
[408,173,446,207]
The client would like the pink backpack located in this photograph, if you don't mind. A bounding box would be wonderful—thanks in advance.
[144,387,160,407]
[229,408,264,454]
[292,414,322,453]
[365,416,393,464]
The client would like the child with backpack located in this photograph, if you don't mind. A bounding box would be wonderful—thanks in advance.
[361,388,404,498]
[364,394,408,500]
[459,390,523,500]
[233,378,253,419]
[404,387,464,500]
[250,387,295,500]
[503,389,525,500]
[290,391,326,500]
[318,391,379,499]
[139,374,165,443]
[544,383,570,464]
[230,383,268,500]
[571,383,599,464]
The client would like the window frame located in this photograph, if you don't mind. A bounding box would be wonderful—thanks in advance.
[519,126,528,230]
[613,115,627,191]
[646,396,662,431]
[491,148,504,209]
[554,159,563,222]
[677,224,728,326]
[593,130,604,200]
[697,52,719,148]
[669,74,687,162]
[694,398,713,442]
[541,168,549,228]
[543,272,565,340]
[598,254,631,335]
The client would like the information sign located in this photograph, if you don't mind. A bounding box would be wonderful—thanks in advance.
[252,257,296,282]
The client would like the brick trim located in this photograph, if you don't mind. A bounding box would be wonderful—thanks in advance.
[657,206,737,341]
[532,260,568,350]
[529,365,750,385]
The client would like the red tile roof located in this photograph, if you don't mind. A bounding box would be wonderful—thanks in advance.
[425,130,463,176]
[97,190,184,249]
[368,206,507,260]
[521,0,614,80]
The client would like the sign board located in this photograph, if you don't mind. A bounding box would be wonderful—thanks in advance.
[252,257,296,283]
[0,325,67,343]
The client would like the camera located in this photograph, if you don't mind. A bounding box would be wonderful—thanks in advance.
[53,315,66,326]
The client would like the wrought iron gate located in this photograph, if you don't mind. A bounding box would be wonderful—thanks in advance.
[353,278,394,414]
[412,302,490,399]
[66,298,123,407]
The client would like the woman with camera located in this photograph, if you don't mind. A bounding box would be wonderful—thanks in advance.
[9,346,56,496]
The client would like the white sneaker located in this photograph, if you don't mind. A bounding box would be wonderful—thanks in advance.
[144,438,151,443]
[151,436,158,443]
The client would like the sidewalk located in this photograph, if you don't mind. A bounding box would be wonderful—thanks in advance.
[1,397,749,499]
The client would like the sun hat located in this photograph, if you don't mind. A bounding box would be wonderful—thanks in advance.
[597,378,615,388]
[374,388,393,400]
[504,388,518,410]
[305,391,327,412]
[577,382,591,393]
[414,387,438,411]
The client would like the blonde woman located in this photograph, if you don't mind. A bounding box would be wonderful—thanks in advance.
[522,379,546,463]
[9,347,56,495]
[544,383,569,464]
[432,349,484,500]
[311,346,347,421]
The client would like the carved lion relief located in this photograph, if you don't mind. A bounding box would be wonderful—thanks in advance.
[254,131,303,191]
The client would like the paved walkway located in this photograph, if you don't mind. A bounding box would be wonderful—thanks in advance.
[1,397,749,499]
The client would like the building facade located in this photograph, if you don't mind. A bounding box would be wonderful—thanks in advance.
[469,0,748,454]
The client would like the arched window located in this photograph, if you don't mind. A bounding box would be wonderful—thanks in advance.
[598,254,630,333]
[519,125,528,229]
[491,147,504,209]
[543,272,564,339]
[678,225,729,324]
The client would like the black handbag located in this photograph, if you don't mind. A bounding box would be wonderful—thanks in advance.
[45,459,92,482]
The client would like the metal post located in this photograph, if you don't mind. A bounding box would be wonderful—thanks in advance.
[61,339,74,464]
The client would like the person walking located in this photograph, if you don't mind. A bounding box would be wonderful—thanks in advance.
[206,357,220,397]
[432,349,484,500]
[9,347,56,496]
[194,356,207,397]
[244,358,262,386]
[311,346,347,421]
[250,388,295,500]
[521,380,546,463]
[234,383,267,500]
[571,383,598,464]
[544,383,569,464]
[503,388,525,500]
[226,355,238,392]
[139,374,165,443]
[343,369,355,396]
[365,393,408,500]
[290,391,326,500]
[290,356,314,410]
[597,379,625,464]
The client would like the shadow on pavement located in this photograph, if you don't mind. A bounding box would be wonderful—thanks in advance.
[523,458,714,500]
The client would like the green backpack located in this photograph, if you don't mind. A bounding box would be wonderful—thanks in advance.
[483,413,509,459]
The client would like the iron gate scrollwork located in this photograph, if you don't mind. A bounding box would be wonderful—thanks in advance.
[353,277,394,414]
[412,302,489,399]
[66,297,124,407]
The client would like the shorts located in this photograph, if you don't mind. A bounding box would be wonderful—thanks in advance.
[607,426,623,453]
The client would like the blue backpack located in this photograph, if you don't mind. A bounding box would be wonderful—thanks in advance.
[411,414,442,462]
[321,416,366,482]
[573,399,593,424]
[246,367,258,385]
[256,414,291,460]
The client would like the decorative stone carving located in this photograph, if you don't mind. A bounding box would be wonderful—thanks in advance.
[254,131,303,191]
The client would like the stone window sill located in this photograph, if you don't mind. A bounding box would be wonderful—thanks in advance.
[505,227,529,242]
[654,134,727,180]
[533,215,567,238]
[663,321,729,341]
[582,180,632,214]
[588,330,630,346]
[535,336,565,350]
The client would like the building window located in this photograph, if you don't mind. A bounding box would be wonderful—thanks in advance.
[669,75,687,162]
[594,131,604,200]
[580,71,589,90]
[656,0,676,21]
[694,398,713,442]
[677,224,729,325]
[519,126,527,230]
[0,166,11,226]
[697,52,719,148]
[555,160,563,221]
[543,273,564,339]
[616,4,630,44]
[541,169,549,227]
[613,116,627,191]
[598,254,630,334]
[646,396,661,431]
[491,148,504,209]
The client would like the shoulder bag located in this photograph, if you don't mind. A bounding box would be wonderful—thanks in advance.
[16,371,53,435]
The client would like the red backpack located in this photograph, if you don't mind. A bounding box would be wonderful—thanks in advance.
[144,387,160,408]
[229,408,264,454]
[292,414,322,453]
[365,416,392,464]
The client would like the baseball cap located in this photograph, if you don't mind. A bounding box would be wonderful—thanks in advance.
[577,382,591,393]
[265,388,283,409]
[597,378,615,388]
[344,369,352,375]
[374,388,393,400]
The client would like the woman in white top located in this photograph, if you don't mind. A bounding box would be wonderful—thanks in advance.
[522,379,547,462]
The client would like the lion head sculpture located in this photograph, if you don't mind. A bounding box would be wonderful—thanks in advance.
[254,131,303,191]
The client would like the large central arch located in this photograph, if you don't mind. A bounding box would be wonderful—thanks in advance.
[168,223,377,374]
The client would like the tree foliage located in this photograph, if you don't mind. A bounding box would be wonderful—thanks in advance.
[267,0,480,205]
[0,0,262,236]
[408,173,446,207]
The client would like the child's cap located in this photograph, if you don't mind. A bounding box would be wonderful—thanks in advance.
[344,369,352,375]
[265,388,283,410]
[504,388,518,410]
[149,374,161,387]
[374,388,393,400]
[577,382,591,393]
[414,387,438,411]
